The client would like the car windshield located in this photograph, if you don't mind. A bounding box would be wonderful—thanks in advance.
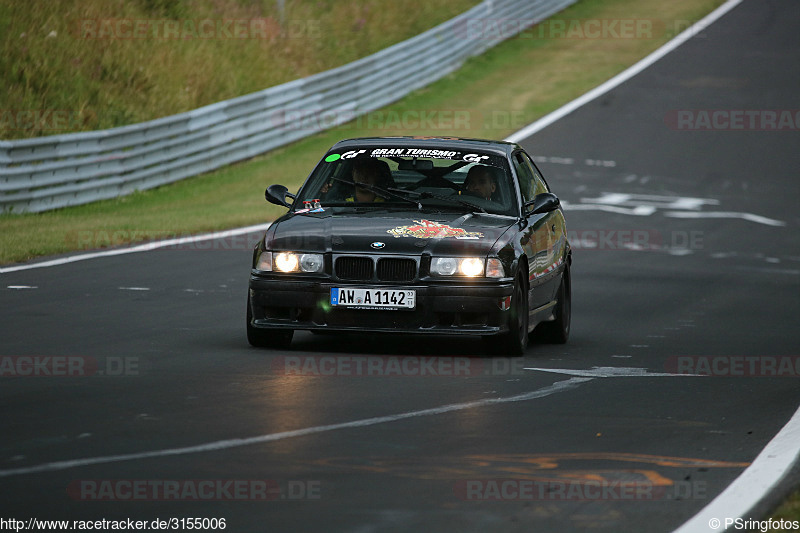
[296,146,518,216]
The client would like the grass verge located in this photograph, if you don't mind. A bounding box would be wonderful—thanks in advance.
[0,0,479,138]
[771,489,800,529]
[0,0,726,265]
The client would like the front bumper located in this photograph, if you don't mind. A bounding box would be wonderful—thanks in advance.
[249,276,514,335]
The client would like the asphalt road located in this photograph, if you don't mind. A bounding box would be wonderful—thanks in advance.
[1,0,799,531]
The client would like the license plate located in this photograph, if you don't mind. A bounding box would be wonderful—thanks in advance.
[331,288,415,309]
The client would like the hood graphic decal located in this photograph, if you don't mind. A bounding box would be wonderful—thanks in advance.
[387,219,484,240]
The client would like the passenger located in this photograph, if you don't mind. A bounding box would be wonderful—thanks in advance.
[463,165,497,200]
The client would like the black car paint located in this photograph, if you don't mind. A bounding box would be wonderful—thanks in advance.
[249,137,570,347]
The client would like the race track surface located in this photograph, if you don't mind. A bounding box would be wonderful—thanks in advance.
[1,1,798,531]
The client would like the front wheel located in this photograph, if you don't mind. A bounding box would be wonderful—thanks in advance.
[494,273,529,356]
[246,295,293,349]
[537,265,571,344]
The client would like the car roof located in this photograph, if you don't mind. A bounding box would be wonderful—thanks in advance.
[330,136,521,158]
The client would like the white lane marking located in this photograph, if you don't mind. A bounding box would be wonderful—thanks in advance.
[525,366,702,378]
[534,156,574,165]
[560,201,657,216]
[735,266,800,276]
[6,285,38,289]
[118,287,150,291]
[674,404,800,533]
[585,159,616,167]
[664,211,786,227]
[0,223,272,274]
[531,156,617,167]
[505,0,746,142]
[0,377,591,478]
[583,193,720,211]
[564,192,785,226]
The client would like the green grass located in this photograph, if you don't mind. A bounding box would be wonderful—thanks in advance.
[770,489,800,530]
[0,0,726,264]
[0,0,479,138]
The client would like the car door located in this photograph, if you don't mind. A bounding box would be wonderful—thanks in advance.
[513,150,566,308]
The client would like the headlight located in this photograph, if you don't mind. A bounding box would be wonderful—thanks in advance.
[299,253,324,273]
[431,257,458,276]
[431,257,485,277]
[275,252,299,272]
[271,252,324,273]
[459,257,484,277]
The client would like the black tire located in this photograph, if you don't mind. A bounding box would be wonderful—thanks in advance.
[537,264,571,344]
[494,272,529,356]
[246,296,293,349]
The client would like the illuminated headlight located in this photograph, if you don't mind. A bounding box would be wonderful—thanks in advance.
[431,257,485,277]
[275,252,299,272]
[272,252,324,273]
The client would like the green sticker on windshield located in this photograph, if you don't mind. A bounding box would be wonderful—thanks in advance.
[325,154,341,162]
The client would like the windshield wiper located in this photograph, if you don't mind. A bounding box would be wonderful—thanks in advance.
[325,177,423,210]
[388,187,487,214]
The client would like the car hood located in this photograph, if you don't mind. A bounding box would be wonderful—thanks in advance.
[268,209,515,256]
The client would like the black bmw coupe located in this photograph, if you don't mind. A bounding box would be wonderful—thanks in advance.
[248,136,571,355]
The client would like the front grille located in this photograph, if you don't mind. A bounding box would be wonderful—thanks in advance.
[335,257,373,281]
[377,258,416,282]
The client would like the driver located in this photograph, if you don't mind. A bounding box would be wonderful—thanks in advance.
[463,165,497,200]
[348,158,393,202]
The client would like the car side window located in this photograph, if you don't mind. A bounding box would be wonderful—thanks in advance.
[513,152,535,203]
[520,152,549,195]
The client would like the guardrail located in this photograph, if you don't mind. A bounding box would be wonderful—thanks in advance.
[0,0,575,213]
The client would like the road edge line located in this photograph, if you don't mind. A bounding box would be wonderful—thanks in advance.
[504,0,745,143]
[674,404,800,532]
[0,223,271,274]
[0,377,591,478]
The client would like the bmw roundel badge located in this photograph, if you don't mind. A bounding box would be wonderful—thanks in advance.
[371,241,386,249]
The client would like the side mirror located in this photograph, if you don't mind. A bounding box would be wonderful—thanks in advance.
[524,192,560,215]
[265,184,296,208]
